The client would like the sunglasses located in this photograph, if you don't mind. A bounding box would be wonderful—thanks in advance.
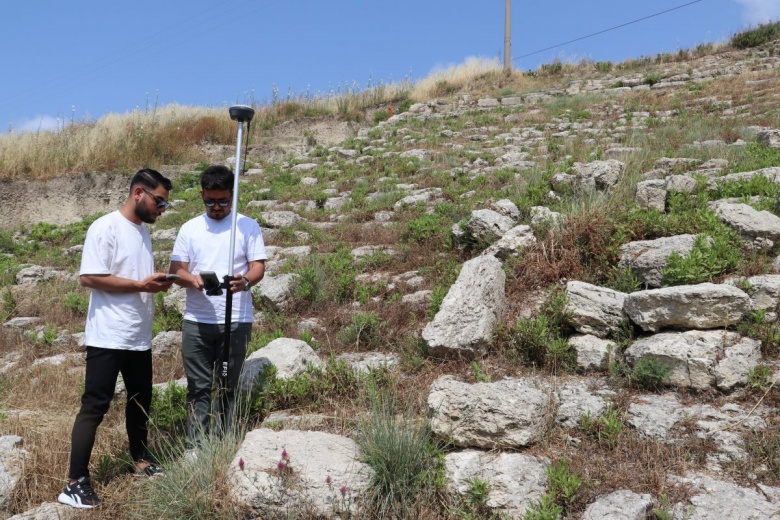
[142,188,172,209]
[204,199,231,208]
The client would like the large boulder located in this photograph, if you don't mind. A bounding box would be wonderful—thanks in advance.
[618,234,699,288]
[567,334,614,372]
[571,159,625,191]
[724,274,780,312]
[623,283,750,332]
[255,273,300,312]
[466,209,517,244]
[666,473,780,519]
[708,200,780,249]
[555,380,612,428]
[581,490,653,520]
[228,429,372,518]
[239,338,323,391]
[445,450,549,518]
[624,330,760,390]
[422,255,505,359]
[428,376,551,449]
[481,224,536,259]
[0,436,28,509]
[635,180,667,211]
[565,281,627,338]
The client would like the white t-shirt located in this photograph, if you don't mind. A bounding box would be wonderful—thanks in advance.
[171,212,267,324]
[80,211,155,351]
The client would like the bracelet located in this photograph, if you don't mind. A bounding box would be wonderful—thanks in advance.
[242,276,251,292]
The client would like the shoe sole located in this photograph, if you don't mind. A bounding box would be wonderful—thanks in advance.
[57,492,98,509]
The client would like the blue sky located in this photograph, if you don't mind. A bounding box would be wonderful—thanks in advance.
[1,0,778,133]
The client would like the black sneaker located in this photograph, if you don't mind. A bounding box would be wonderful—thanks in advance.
[133,461,164,478]
[57,476,101,509]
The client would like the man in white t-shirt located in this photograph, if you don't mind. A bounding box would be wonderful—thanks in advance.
[58,168,175,509]
[169,165,267,448]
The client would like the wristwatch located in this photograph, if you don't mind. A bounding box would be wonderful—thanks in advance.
[242,276,251,292]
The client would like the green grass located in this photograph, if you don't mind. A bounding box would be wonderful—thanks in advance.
[356,389,443,518]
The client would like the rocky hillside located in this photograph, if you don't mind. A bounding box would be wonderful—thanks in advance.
[2,36,780,519]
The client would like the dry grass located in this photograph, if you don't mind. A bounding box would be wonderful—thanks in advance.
[509,206,625,291]
[0,105,236,180]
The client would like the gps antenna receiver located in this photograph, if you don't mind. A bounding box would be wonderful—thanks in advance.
[229,104,255,123]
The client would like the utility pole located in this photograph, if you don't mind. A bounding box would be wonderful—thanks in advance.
[504,0,512,73]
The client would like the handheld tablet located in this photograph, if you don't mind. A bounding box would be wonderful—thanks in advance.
[200,271,222,294]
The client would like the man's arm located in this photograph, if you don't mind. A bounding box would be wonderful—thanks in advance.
[244,259,266,286]
[80,273,173,293]
[169,260,204,290]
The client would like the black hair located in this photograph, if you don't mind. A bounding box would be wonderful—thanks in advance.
[130,168,173,193]
[200,165,234,191]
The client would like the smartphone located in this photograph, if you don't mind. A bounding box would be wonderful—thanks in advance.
[199,271,222,294]
[164,274,180,281]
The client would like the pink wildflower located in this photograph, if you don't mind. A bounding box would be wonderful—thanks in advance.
[339,485,348,496]
[281,449,289,460]
[277,460,286,471]
[325,475,332,485]
[238,458,245,470]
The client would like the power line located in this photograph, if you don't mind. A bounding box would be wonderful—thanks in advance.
[513,0,704,61]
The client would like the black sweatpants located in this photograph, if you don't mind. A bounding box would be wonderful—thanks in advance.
[68,346,153,480]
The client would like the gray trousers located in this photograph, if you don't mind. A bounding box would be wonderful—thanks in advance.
[181,320,251,445]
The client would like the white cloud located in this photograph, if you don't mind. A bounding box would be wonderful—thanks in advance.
[734,0,780,25]
[15,115,60,133]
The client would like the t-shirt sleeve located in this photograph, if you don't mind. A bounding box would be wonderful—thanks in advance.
[247,221,267,262]
[170,223,191,263]
[79,220,113,275]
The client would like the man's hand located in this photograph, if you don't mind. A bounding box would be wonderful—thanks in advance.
[139,273,175,293]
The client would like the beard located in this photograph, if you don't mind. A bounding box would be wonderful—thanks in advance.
[135,201,158,224]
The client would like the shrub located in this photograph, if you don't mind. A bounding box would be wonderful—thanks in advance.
[662,234,741,286]
[511,289,574,371]
[294,248,357,309]
[546,459,582,509]
[749,364,773,392]
[730,21,780,49]
[738,309,780,356]
[523,493,563,520]
[604,266,642,293]
[404,213,451,246]
[149,381,188,440]
[580,407,624,447]
[644,73,663,86]
[338,312,385,349]
[427,284,448,319]
[249,357,385,418]
[709,170,779,200]
[63,292,89,315]
[631,358,671,391]
[373,109,391,124]
[152,293,183,336]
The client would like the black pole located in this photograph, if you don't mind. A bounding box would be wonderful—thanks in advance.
[217,105,254,431]
[218,276,233,431]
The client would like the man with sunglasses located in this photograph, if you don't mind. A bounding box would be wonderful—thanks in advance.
[168,165,266,451]
[59,168,174,509]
